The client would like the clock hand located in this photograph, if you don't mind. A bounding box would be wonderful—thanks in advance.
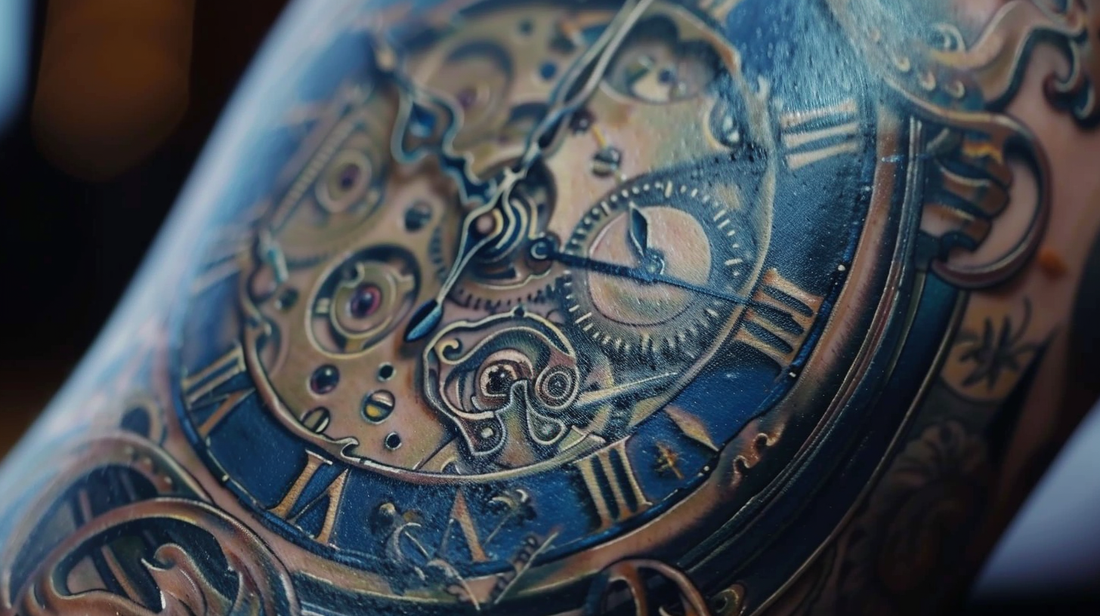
[370,35,494,205]
[403,172,522,342]
[574,371,678,411]
[403,0,657,342]
[529,238,761,307]
[517,0,656,171]
[627,201,649,261]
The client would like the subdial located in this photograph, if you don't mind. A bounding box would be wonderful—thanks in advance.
[405,5,600,176]
[417,42,514,151]
[560,173,759,363]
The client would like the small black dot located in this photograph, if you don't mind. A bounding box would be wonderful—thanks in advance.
[518,19,534,35]
[378,363,395,381]
[404,201,433,232]
[385,432,402,450]
[276,288,299,311]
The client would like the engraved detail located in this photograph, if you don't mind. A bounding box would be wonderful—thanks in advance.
[422,308,592,468]
[731,427,782,487]
[13,500,301,616]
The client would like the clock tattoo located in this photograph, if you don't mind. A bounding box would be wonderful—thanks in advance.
[2,0,1097,615]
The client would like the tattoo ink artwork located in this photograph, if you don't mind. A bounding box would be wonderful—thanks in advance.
[1,0,1098,614]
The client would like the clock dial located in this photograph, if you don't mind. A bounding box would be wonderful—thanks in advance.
[559,172,761,362]
[173,0,896,609]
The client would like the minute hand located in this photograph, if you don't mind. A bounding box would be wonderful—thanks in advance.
[545,249,762,308]
[518,0,657,169]
[401,0,657,342]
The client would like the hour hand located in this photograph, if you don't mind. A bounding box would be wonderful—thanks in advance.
[628,202,649,261]
[369,34,492,206]
[627,202,667,275]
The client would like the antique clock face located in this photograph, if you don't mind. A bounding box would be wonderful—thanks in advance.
[172,0,906,610]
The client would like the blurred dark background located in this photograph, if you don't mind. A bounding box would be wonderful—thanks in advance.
[0,0,1096,613]
[0,0,289,453]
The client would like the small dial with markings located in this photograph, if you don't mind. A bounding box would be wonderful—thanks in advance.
[560,174,760,362]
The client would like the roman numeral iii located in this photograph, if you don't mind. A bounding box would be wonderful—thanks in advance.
[573,439,651,529]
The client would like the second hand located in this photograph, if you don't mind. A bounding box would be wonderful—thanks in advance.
[529,238,765,309]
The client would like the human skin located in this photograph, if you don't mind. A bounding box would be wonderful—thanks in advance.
[3,0,1100,614]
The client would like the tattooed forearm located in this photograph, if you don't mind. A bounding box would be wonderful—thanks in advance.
[2,0,1099,614]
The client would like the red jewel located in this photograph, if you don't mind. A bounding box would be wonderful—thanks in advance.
[310,365,340,394]
[338,163,360,190]
[349,284,382,319]
[456,87,478,109]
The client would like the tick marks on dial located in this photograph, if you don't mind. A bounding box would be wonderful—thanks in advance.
[556,175,758,360]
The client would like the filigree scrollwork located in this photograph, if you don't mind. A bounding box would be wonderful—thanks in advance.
[829,0,1059,288]
[423,307,588,467]
[730,425,783,488]
[583,559,712,616]
[916,110,1050,288]
[0,432,300,616]
[12,499,299,616]
[933,0,1100,126]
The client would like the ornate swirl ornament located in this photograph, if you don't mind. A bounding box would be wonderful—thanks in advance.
[0,431,299,616]
[0,0,1071,614]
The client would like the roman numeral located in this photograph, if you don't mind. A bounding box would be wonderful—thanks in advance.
[269,450,349,545]
[444,490,490,563]
[181,345,254,438]
[735,269,823,368]
[780,98,860,169]
[573,439,650,529]
[181,345,246,407]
